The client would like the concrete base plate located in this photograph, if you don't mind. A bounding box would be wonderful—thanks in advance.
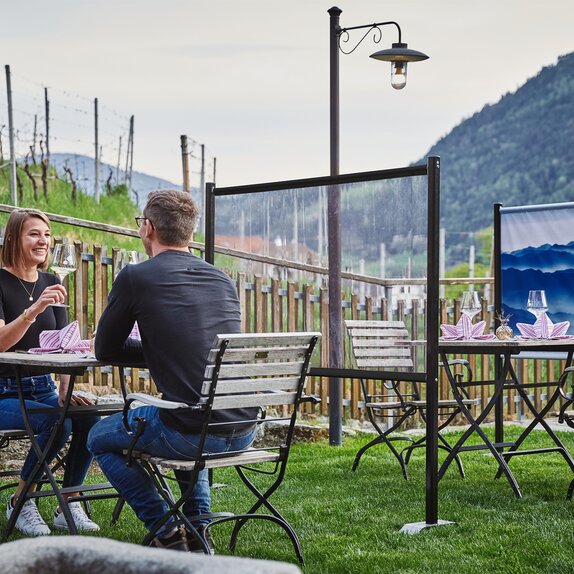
[399,519,455,534]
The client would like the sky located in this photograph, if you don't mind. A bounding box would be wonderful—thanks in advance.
[1,0,574,191]
[501,204,574,252]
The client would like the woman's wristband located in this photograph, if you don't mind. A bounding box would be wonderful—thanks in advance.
[21,309,36,324]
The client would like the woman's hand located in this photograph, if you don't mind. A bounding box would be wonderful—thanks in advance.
[33,284,68,313]
[58,383,94,407]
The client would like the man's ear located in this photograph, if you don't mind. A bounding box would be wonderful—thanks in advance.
[143,220,154,239]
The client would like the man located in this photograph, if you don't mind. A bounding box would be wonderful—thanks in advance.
[87,191,257,552]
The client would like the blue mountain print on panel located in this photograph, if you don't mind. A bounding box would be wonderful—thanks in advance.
[502,248,574,334]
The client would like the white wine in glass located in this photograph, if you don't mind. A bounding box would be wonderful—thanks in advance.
[460,291,481,321]
[49,244,77,308]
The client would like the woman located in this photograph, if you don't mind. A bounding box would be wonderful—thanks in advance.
[0,208,100,536]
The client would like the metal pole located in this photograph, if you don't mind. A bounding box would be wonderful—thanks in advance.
[328,6,343,446]
[493,203,504,446]
[425,155,441,525]
[180,135,190,193]
[94,97,99,203]
[5,65,17,206]
[204,182,216,264]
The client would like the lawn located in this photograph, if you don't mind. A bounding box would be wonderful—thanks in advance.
[2,426,574,573]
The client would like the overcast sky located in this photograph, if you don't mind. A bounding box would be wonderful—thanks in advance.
[1,0,573,190]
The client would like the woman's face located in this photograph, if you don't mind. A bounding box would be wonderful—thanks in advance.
[18,216,51,268]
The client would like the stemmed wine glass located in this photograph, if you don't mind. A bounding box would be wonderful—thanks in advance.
[113,249,142,280]
[49,243,77,307]
[527,290,548,319]
[460,291,481,321]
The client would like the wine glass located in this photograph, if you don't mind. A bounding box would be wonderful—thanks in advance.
[49,244,77,307]
[460,291,481,321]
[113,250,142,279]
[527,290,548,319]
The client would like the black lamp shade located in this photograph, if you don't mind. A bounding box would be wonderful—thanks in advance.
[370,42,429,63]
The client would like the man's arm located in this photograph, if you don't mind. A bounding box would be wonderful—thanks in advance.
[95,268,144,363]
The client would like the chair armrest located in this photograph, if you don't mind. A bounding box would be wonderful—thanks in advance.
[125,393,190,410]
[300,394,321,405]
[440,358,473,384]
[122,393,194,437]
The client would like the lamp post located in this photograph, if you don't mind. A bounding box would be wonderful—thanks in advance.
[327,6,429,447]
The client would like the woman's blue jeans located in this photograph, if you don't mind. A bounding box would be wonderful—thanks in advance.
[0,374,99,487]
[87,405,256,534]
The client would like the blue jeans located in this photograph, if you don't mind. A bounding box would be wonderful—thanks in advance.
[0,374,100,487]
[87,406,256,534]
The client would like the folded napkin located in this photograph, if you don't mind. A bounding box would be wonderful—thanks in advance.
[516,313,571,339]
[29,320,91,354]
[440,315,496,341]
[129,322,141,341]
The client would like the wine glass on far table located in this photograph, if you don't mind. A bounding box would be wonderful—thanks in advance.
[49,243,77,307]
[460,291,481,322]
[527,290,548,320]
[113,250,142,280]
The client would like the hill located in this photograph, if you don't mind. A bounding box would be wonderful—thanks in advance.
[418,51,574,234]
[49,153,184,209]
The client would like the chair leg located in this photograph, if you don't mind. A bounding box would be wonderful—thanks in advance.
[437,432,465,478]
[567,477,574,500]
[228,464,304,564]
[110,497,126,525]
[353,408,415,478]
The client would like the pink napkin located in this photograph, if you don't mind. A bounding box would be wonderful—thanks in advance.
[516,313,571,339]
[129,322,141,340]
[440,315,496,341]
[29,320,91,354]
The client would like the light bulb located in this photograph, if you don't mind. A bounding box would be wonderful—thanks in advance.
[391,61,407,90]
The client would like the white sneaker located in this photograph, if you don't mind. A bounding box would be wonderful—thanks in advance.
[53,501,100,532]
[6,496,51,536]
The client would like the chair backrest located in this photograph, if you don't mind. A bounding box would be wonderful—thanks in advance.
[345,320,413,371]
[200,332,321,413]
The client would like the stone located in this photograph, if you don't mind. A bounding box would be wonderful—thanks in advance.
[0,536,302,574]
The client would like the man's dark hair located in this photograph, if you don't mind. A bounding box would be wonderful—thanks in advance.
[143,190,199,246]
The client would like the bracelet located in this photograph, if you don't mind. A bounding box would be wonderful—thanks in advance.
[21,309,36,324]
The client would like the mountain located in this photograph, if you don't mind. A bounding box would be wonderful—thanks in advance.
[418,51,574,234]
[501,241,574,271]
[49,153,185,209]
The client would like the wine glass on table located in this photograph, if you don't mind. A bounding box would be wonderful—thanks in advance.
[527,290,548,320]
[113,249,142,280]
[460,291,481,322]
[49,243,77,307]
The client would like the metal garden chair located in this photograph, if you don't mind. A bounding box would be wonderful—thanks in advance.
[119,331,321,564]
[345,319,475,479]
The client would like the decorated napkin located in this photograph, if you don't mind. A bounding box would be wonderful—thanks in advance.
[129,322,141,341]
[29,320,91,354]
[516,313,571,339]
[440,315,496,340]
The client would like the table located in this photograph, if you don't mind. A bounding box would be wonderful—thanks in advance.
[0,352,122,539]
[438,338,574,497]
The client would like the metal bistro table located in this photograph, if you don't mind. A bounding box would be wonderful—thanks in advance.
[0,351,122,540]
[438,338,574,498]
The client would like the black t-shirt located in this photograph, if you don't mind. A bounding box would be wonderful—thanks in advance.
[0,269,67,378]
[95,250,258,434]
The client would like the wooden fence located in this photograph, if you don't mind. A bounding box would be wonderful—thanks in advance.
[34,240,564,427]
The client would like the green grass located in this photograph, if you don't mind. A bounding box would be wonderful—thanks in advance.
[3,426,574,573]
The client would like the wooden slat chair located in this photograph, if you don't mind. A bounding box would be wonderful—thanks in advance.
[346,320,476,479]
[120,331,321,565]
